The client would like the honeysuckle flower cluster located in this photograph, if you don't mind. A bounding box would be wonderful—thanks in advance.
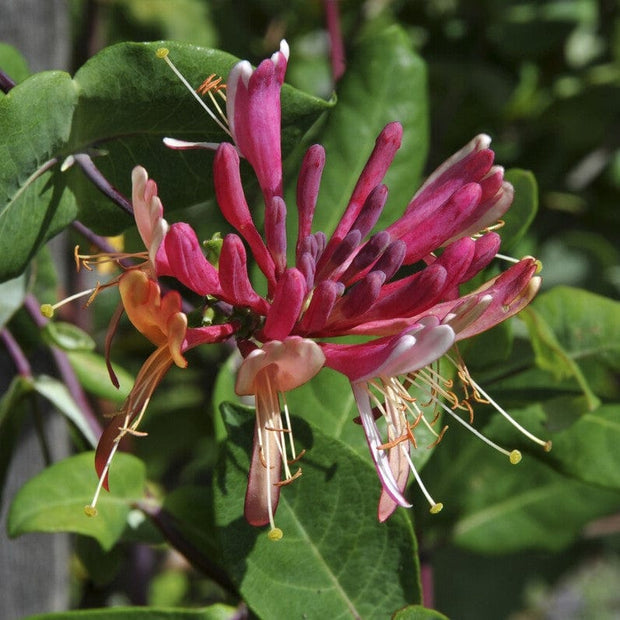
[52,41,550,539]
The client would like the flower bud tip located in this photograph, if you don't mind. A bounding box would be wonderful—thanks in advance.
[84,505,97,517]
[40,304,54,318]
[156,47,169,59]
[430,503,443,514]
[509,450,522,465]
[268,527,283,541]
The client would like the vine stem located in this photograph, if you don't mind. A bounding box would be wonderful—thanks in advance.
[23,294,102,440]
[0,327,32,377]
[324,0,346,82]
[73,153,134,216]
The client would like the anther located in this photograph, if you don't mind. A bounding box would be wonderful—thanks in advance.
[83,505,97,517]
[268,527,283,541]
[430,503,443,514]
[509,450,522,464]
[157,48,230,136]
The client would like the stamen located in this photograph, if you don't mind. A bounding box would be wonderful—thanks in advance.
[422,386,522,463]
[447,354,552,451]
[156,48,231,136]
[40,286,99,318]
[74,245,149,272]
[494,253,520,265]
[400,445,443,514]
[84,430,123,517]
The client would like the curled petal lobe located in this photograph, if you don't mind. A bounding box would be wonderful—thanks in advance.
[132,166,169,265]
[156,223,221,297]
[236,337,325,396]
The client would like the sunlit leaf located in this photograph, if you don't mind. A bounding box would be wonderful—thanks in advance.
[66,350,133,403]
[501,169,538,251]
[8,452,146,550]
[215,402,421,618]
[31,374,99,447]
[24,605,238,620]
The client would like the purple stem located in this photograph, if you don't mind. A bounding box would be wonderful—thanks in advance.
[0,328,32,377]
[324,0,346,83]
[421,557,435,609]
[24,294,102,439]
[73,153,134,216]
[0,69,16,93]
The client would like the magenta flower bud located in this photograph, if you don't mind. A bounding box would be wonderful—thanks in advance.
[156,223,221,296]
[296,144,326,259]
[219,234,270,314]
[261,268,307,341]
[265,196,288,277]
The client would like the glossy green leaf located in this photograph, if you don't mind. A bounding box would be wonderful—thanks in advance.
[526,286,620,399]
[215,402,421,618]
[42,320,96,351]
[31,374,98,447]
[0,70,79,281]
[307,24,428,236]
[488,402,620,491]
[521,304,600,410]
[501,169,538,251]
[0,43,30,85]
[0,41,330,282]
[452,447,620,553]
[392,606,449,620]
[0,272,26,327]
[8,452,146,550]
[24,605,237,620]
[66,350,133,403]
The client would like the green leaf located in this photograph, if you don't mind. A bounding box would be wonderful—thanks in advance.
[66,350,133,403]
[0,272,26,327]
[0,70,79,281]
[31,374,99,447]
[8,452,146,550]
[215,402,421,618]
[521,305,600,410]
[526,286,620,400]
[24,606,238,620]
[392,606,450,620]
[307,24,428,236]
[0,43,30,85]
[451,447,620,553]
[489,402,620,491]
[42,320,96,351]
[501,169,538,251]
[0,41,330,282]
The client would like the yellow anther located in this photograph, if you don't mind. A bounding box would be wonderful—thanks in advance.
[156,47,169,59]
[267,527,283,541]
[84,505,97,517]
[544,440,553,452]
[534,259,543,274]
[509,450,522,465]
[430,503,444,514]
[40,304,54,318]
